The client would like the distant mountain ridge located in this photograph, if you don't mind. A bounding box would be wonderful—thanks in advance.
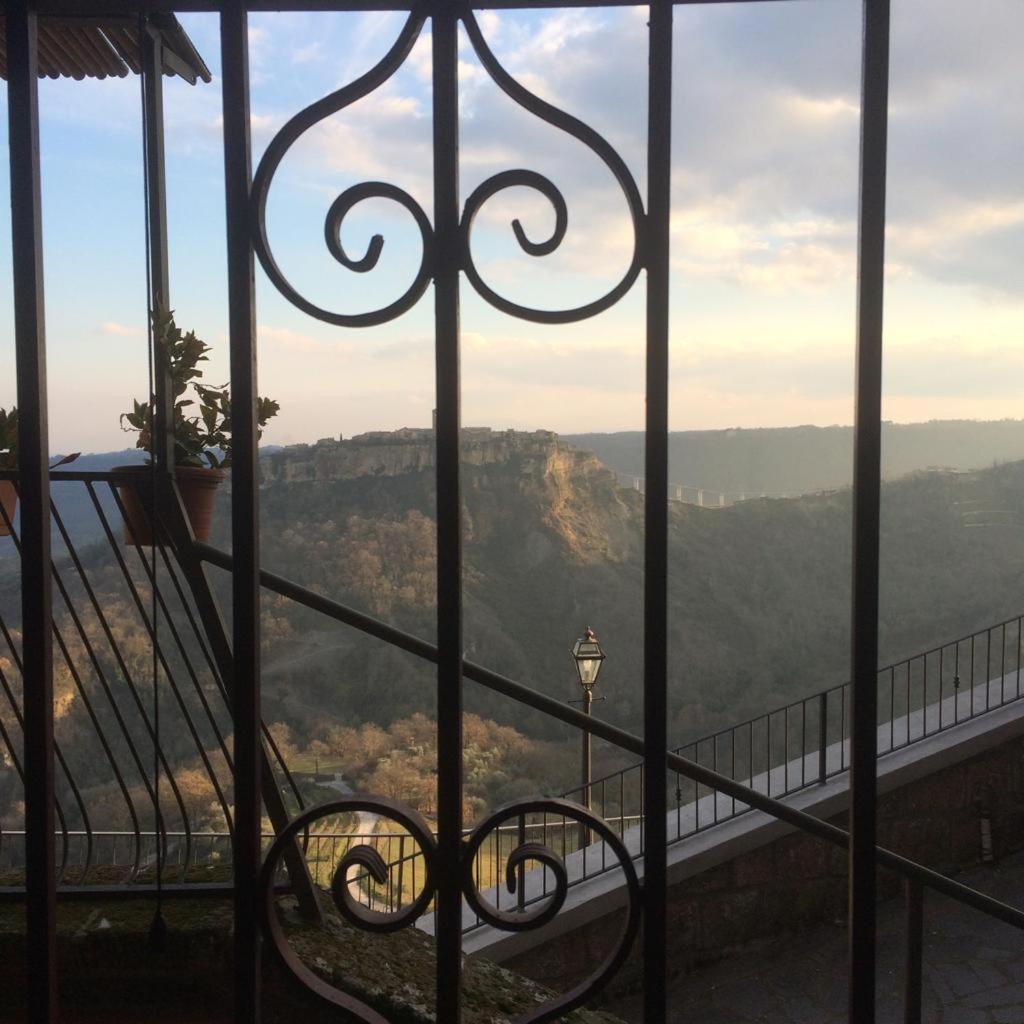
[565,420,1024,496]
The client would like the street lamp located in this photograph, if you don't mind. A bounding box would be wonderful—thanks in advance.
[571,627,605,847]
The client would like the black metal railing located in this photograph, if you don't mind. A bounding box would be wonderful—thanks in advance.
[7,3,1022,1023]
[0,470,306,890]
[196,537,1024,1022]
[1,473,1022,1019]
[475,613,1024,924]
[198,538,1024,929]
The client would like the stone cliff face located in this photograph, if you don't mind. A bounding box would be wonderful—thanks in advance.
[261,428,564,486]
[257,427,639,565]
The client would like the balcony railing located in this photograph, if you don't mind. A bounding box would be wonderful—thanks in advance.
[3,466,1024,1023]
[0,470,306,892]
[6,477,1015,929]
[6,3,1024,1022]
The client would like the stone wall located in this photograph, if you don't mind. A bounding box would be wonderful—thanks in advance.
[503,731,1024,993]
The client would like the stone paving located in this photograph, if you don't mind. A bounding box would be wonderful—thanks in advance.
[607,850,1024,1023]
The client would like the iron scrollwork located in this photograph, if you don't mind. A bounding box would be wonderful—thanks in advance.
[251,11,434,328]
[254,8,646,1018]
[252,9,645,329]
[259,796,640,1024]
[259,796,438,1023]
[462,798,641,1024]
[458,11,646,325]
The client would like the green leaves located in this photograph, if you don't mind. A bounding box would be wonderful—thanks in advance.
[0,407,17,470]
[120,304,280,469]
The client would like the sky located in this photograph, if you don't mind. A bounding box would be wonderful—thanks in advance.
[0,0,1021,454]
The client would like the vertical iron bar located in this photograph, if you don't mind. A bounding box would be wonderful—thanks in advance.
[731,729,736,814]
[1011,614,1019,696]
[601,783,608,869]
[923,654,929,734]
[433,5,463,1019]
[970,635,975,717]
[713,735,720,820]
[542,814,548,898]
[517,814,526,912]
[644,1,672,1014]
[889,666,895,749]
[397,835,406,911]
[849,0,890,1018]
[749,720,754,790]
[841,685,848,769]
[620,771,625,839]
[8,4,57,1019]
[939,647,945,729]
[799,703,805,788]
[149,483,318,911]
[819,691,828,782]
[580,686,593,848]
[1000,623,1005,705]
[903,879,923,1024]
[986,628,991,710]
[221,3,262,1019]
[786,712,794,790]
[950,644,958,723]
[140,20,175,474]
[905,662,910,743]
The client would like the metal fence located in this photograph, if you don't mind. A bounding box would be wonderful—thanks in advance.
[7,2,1024,1023]
[0,472,307,887]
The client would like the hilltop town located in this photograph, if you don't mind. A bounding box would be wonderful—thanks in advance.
[260,424,560,485]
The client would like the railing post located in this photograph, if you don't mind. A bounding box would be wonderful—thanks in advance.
[849,0,891,1019]
[818,691,828,783]
[222,3,264,1020]
[644,1,673,1019]
[140,17,175,474]
[158,483,319,920]
[432,3,464,1019]
[517,814,527,912]
[8,4,57,1020]
[903,878,923,1024]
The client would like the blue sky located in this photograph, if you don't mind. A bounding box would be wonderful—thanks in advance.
[0,0,1021,454]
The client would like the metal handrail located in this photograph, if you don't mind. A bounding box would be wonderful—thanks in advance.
[194,540,1024,941]
[4,474,1023,1017]
[0,472,308,888]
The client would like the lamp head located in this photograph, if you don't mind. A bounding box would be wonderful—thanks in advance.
[572,626,606,691]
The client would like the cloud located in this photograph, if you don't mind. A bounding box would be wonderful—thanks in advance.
[13,0,1024,451]
[259,324,356,355]
[292,41,325,65]
[99,321,144,338]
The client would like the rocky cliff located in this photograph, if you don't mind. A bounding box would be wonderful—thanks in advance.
[260,427,564,486]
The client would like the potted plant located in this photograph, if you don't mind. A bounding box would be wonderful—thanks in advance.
[116,307,279,544]
[0,407,17,537]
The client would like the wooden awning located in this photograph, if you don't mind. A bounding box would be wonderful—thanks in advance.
[0,14,211,84]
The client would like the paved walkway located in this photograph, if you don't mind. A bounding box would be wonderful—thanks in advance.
[608,850,1024,1023]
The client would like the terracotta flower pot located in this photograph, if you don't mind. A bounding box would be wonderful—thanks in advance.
[113,465,225,545]
[0,480,17,537]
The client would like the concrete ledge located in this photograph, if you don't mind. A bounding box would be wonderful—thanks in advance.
[458,680,1024,964]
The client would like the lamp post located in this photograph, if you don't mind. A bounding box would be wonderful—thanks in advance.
[571,626,606,848]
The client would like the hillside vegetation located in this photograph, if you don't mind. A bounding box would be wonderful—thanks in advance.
[4,429,1024,835]
[246,436,1024,761]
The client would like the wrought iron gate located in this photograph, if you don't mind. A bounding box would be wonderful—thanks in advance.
[10,1,1024,1023]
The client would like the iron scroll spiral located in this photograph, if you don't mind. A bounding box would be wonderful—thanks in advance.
[251,11,434,328]
[462,798,642,1024]
[260,796,639,1022]
[458,11,646,324]
[258,796,437,1023]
